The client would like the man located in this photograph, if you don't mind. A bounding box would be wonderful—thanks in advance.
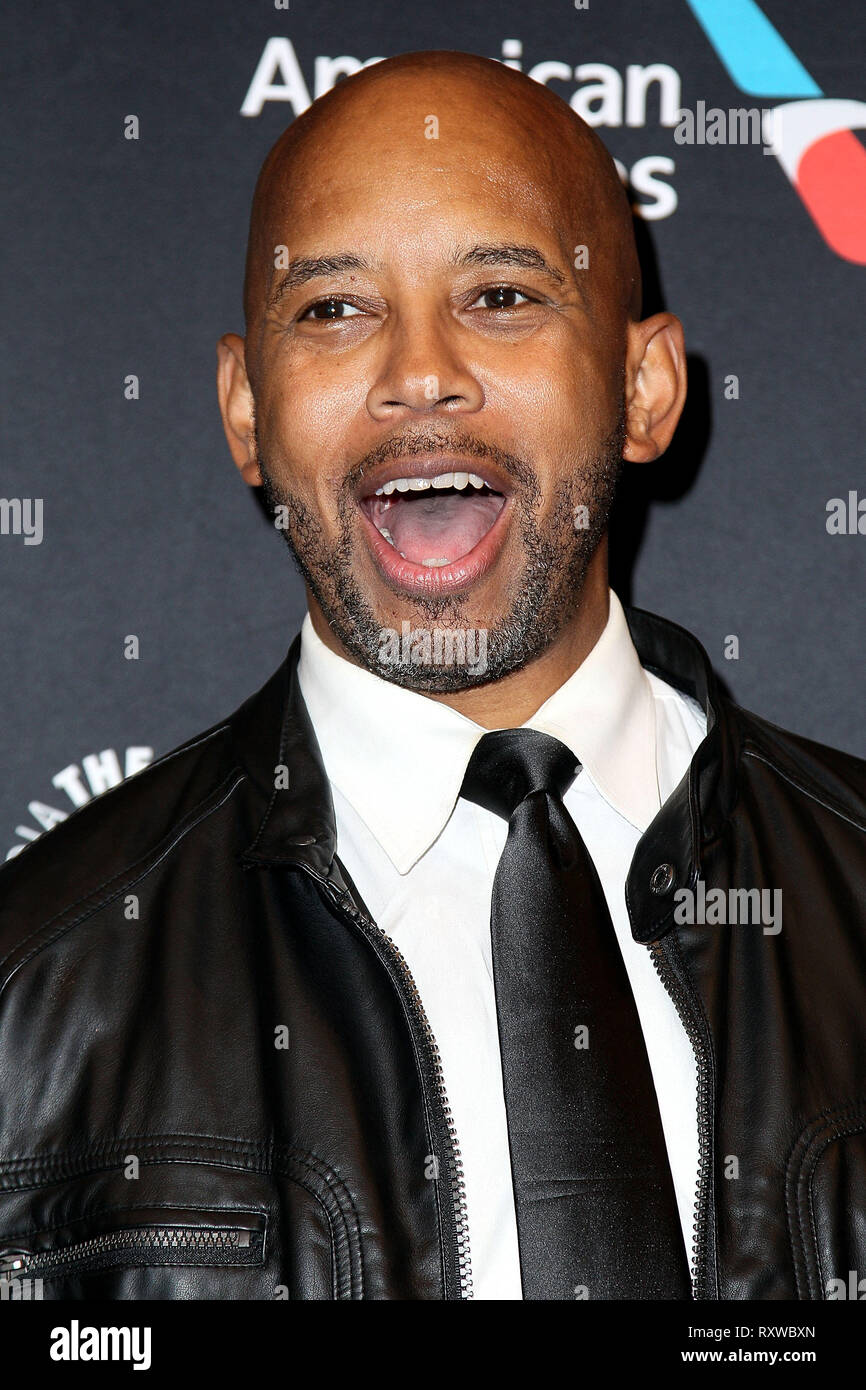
[1,50,865,1303]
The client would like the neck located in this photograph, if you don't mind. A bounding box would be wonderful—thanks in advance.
[307,547,611,729]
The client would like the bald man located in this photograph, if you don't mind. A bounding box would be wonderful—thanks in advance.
[2,52,866,1304]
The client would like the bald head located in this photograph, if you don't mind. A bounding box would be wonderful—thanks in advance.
[242,50,641,348]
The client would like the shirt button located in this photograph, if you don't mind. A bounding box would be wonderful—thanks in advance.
[649,862,677,896]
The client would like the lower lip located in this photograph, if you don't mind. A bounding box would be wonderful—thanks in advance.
[359,498,512,596]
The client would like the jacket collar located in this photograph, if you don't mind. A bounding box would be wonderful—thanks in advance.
[231,607,740,942]
[232,641,339,882]
[623,607,738,942]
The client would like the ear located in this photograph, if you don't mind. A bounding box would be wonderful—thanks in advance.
[216,333,261,486]
[622,313,687,463]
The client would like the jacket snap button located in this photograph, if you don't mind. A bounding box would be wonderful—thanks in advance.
[650,862,676,896]
[288,835,316,847]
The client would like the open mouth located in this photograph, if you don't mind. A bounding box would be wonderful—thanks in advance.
[358,462,510,593]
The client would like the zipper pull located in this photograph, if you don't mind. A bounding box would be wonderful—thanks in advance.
[0,1247,31,1276]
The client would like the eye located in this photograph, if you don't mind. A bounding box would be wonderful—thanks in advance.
[300,298,363,321]
[471,286,534,310]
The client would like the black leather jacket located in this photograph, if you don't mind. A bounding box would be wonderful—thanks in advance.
[2,606,866,1301]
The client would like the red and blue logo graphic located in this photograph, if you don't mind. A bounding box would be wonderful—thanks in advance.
[685,0,866,264]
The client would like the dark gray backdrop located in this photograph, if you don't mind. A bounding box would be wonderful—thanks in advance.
[3,0,864,859]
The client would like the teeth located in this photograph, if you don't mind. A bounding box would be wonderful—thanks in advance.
[377,526,395,545]
[373,471,489,495]
[421,557,450,567]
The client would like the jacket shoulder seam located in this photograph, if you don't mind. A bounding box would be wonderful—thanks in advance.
[742,745,866,836]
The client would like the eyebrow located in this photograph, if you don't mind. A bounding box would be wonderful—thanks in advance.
[452,243,567,288]
[267,253,371,308]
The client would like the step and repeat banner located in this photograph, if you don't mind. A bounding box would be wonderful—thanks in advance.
[2,0,864,859]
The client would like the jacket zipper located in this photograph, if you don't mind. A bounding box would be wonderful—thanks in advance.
[310,870,473,1300]
[0,1226,252,1278]
[649,934,712,1299]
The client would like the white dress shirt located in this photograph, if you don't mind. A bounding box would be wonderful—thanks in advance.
[297,591,708,1300]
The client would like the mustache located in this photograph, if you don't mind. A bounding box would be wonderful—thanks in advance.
[342,427,540,500]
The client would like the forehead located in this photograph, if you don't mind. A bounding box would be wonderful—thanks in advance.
[264,82,587,254]
[274,178,576,277]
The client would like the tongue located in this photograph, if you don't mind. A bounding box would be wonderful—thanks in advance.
[378,494,502,564]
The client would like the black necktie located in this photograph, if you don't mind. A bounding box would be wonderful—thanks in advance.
[460,728,691,1300]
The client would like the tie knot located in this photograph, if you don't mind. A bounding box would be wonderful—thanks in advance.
[460,728,578,821]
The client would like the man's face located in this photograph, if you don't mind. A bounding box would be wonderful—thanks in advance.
[246,83,629,691]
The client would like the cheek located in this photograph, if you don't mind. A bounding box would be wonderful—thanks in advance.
[257,367,360,506]
[488,350,616,456]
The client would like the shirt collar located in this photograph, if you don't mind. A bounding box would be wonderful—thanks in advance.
[297,590,661,874]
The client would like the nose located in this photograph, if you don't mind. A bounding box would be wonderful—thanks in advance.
[366,308,484,421]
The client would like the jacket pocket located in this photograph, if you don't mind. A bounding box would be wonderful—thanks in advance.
[0,1155,281,1300]
[0,1206,266,1284]
[786,1101,866,1299]
[0,1146,362,1299]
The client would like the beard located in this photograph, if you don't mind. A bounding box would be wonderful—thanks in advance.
[257,410,626,694]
